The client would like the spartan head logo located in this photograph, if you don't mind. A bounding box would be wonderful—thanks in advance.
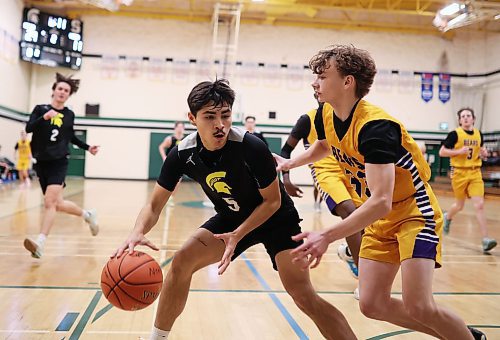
[50,113,64,128]
[206,171,232,195]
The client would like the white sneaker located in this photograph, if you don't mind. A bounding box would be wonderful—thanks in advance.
[337,243,358,279]
[84,209,99,236]
[24,238,43,258]
[353,287,359,300]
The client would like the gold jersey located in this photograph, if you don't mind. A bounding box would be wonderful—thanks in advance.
[321,100,431,203]
[304,108,343,172]
[450,128,482,168]
[16,140,31,160]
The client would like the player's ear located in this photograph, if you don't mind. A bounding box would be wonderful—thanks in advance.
[344,75,355,88]
[187,112,196,126]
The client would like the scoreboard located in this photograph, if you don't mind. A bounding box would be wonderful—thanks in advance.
[20,8,84,70]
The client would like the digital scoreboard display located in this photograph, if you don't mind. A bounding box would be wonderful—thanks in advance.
[20,8,83,70]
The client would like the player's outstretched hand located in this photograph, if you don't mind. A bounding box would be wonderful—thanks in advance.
[89,145,100,155]
[291,231,330,270]
[213,231,240,275]
[284,181,304,198]
[112,232,159,258]
[273,153,291,172]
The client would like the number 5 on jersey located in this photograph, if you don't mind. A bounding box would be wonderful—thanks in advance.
[222,197,240,211]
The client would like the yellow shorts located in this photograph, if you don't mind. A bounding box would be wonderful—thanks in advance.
[451,167,484,199]
[311,166,362,214]
[360,182,442,267]
[16,159,30,171]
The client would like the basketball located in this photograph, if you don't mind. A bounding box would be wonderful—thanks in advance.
[101,251,163,311]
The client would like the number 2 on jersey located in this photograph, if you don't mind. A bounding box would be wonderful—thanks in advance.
[50,129,59,142]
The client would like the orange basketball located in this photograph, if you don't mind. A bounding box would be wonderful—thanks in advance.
[101,251,163,311]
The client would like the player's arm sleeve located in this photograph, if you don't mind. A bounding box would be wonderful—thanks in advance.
[441,131,458,149]
[70,128,90,151]
[314,106,326,140]
[157,145,184,191]
[358,120,402,164]
[243,134,277,189]
[480,131,484,147]
[290,115,311,140]
[14,143,19,150]
[25,105,45,133]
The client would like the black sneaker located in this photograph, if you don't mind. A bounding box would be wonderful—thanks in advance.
[468,326,486,340]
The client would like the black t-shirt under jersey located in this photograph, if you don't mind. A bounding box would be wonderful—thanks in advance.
[315,102,402,164]
[26,105,89,161]
[157,127,299,223]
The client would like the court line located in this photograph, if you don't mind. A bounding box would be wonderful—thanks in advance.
[367,324,500,339]
[55,312,80,331]
[69,291,102,340]
[2,284,500,296]
[241,253,308,340]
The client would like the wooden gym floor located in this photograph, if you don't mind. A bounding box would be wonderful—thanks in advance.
[0,178,499,339]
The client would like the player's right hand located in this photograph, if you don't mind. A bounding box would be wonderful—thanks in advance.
[43,109,59,120]
[112,232,159,258]
[284,181,304,198]
[458,146,469,155]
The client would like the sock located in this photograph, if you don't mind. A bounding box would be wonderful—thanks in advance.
[82,210,90,219]
[150,326,169,339]
[37,234,47,247]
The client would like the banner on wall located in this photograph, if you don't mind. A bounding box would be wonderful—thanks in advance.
[398,71,414,93]
[125,56,143,78]
[286,64,305,91]
[438,73,451,103]
[375,69,393,92]
[148,57,166,81]
[100,55,120,79]
[421,73,433,102]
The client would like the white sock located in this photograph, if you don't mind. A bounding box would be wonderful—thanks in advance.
[82,210,89,219]
[150,326,169,339]
[37,234,47,247]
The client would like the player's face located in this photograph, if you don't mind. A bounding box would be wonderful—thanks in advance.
[52,82,71,103]
[244,119,255,131]
[189,103,232,151]
[459,110,474,129]
[311,59,351,105]
[20,131,27,140]
[174,123,185,135]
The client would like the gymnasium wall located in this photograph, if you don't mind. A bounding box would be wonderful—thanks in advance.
[26,16,499,131]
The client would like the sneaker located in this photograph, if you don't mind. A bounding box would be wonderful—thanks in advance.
[337,243,358,279]
[353,287,359,300]
[84,209,99,236]
[468,326,487,340]
[482,238,497,252]
[443,212,451,234]
[24,238,43,258]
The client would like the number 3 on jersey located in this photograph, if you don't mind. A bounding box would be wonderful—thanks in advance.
[50,129,59,142]
[222,197,240,211]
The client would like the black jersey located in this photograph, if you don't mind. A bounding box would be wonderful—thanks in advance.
[157,127,299,223]
[165,136,181,156]
[26,105,89,161]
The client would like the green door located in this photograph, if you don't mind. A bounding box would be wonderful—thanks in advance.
[266,137,283,155]
[67,130,86,177]
[149,132,170,180]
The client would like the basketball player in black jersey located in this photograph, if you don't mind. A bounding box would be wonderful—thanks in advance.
[113,79,356,340]
[23,73,100,259]
[158,121,185,161]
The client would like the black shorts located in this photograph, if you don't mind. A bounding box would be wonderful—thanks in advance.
[34,158,68,194]
[201,213,303,270]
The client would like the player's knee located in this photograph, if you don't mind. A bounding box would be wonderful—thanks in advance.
[404,299,435,323]
[170,249,195,276]
[359,298,386,320]
[43,196,57,209]
[286,285,316,311]
[473,201,484,211]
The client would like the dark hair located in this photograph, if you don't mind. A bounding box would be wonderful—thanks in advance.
[245,116,256,122]
[457,107,475,121]
[187,79,235,116]
[174,121,184,128]
[309,44,377,98]
[52,73,80,95]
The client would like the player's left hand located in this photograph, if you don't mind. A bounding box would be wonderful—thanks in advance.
[213,231,240,275]
[89,145,100,155]
[291,231,330,270]
[273,153,291,172]
[480,147,489,160]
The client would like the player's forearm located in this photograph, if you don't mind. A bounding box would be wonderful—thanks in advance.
[439,147,460,157]
[133,204,162,235]
[323,195,391,243]
[234,199,281,240]
[288,141,330,170]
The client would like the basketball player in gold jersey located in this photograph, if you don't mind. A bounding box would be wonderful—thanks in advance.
[14,130,32,186]
[439,108,497,252]
[275,45,486,339]
[281,101,362,283]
